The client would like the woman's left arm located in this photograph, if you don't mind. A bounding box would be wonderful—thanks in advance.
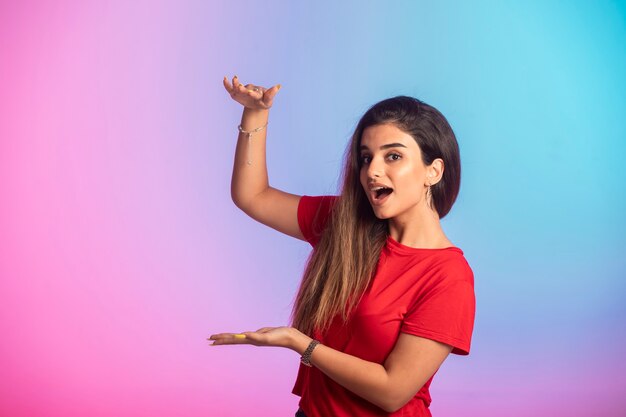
[209,327,452,413]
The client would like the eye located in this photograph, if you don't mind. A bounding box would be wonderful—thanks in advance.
[387,153,402,161]
[360,155,372,165]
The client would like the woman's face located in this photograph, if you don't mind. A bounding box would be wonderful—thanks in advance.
[359,123,434,221]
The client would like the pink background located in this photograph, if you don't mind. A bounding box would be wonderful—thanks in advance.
[1,1,625,416]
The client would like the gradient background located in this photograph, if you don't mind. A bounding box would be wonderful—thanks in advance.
[1,1,625,416]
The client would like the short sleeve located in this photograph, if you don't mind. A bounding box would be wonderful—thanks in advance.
[401,267,476,355]
[297,195,338,247]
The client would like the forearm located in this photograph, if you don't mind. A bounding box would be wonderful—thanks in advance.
[291,333,400,413]
[230,108,270,209]
[210,326,446,412]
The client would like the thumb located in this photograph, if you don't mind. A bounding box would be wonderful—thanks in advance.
[262,84,281,107]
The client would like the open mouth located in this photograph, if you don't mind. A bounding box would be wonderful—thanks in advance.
[371,186,393,203]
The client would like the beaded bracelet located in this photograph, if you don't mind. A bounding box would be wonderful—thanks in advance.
[238,122,268,165]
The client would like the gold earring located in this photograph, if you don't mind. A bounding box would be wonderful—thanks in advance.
[426,183,433,208]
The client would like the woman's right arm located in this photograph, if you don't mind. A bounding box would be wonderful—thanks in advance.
[224,76,305,241]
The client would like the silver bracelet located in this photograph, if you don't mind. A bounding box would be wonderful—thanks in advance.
[300,340,320,367]
[238,122,268,165]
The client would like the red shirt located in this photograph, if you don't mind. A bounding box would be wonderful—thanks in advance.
[292,196,475,417]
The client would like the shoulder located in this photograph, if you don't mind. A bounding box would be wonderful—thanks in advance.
[298,195,338,212]
[298,195,339,246]
[430,249,474,286]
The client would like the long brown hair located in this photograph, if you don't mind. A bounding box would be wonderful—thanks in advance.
[291,96,461,337]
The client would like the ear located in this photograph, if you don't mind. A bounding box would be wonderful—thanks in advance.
[425,158,445,186]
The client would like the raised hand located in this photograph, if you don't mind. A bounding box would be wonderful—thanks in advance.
[223,75,281,110]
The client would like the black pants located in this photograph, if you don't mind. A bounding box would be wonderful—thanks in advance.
[295,408,307,417]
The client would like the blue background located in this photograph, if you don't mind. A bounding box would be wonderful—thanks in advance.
[1,1,624,416]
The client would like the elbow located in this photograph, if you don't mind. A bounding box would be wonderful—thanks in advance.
[230,191,243,210]
[230,188,249,212]
[230,183,262,213]
[231,191,259,219]
[380,402,406,413]
[378,393,412,413]
[230,178,246,210]
[231,187,269,216]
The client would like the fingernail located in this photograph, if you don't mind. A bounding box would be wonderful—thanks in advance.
[234,75,238,79]
[277,84,282,90]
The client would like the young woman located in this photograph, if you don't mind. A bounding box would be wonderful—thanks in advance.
[209,76,476,417]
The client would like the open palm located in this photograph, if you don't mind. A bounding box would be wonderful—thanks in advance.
[209,326,295,348]
[223,75,281,110]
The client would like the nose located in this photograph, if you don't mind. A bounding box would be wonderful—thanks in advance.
[366,156,384,179]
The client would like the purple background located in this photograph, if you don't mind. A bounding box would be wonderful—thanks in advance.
[1,1,625,416]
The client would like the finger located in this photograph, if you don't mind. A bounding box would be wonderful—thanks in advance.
[235,78,248,93]
[208,332,233,339]
[245,85,264,100]
[240,331,267,344]
[261,84,281,107]
[232,75,241,89]
[208,332,246,340]
[242,84,258,97]
[210,337,250,346]
[208,333,250,345]
[223,76,233,93]
[243,84,264,92]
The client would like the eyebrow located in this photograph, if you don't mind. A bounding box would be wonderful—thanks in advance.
[360,143,408,151]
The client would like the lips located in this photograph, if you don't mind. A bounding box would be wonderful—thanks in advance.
[369,183,393,206]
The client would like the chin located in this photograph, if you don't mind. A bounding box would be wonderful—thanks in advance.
[371,206,393,220]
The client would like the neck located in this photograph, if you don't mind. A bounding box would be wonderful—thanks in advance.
[388,204,452,249]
